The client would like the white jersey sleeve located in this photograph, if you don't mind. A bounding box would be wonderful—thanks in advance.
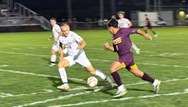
[52,24,61,40]
[72,32,83,43]
[118,18,131,28]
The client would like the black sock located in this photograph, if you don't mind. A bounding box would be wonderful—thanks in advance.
[111,72,122,86]
[144,30,148,33]
[141,73,155,83]
[152,31,156,35]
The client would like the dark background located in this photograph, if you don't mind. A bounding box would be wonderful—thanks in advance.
[12,0,188,21]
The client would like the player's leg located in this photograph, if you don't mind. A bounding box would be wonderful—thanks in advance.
[131,42,140,54]
[150,28,158,37]
[50,44,58,66]
[57,56,74,91]
[76,52,115,87]
[143,26,148,34]
[129,65,161,93]
[85,65,116,87]
[110,61,127,98]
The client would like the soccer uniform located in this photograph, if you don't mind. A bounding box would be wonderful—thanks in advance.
[118,18,131,28]
[113,28,138,70]
[52,24,61,51]
[59,31,91,67]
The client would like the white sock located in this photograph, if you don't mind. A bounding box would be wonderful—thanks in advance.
[153,79,159,86]
[51,55,56,63]
[95,69,107,80]
[131,44,139,51]
[95,69,113,84]
[58,68,68,84]
[118,84,126,92]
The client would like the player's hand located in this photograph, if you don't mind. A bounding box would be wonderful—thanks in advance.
[104,42,110,49]
[48,36,53,40]
[144,34,153,41]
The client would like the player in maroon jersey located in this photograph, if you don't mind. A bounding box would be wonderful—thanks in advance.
[104,19,161,98]
[144,14,158,37]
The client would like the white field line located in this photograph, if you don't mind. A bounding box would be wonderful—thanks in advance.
[1,77,188,99]
[0,87,88,98]
[88,48,188,56]
[12,77,188,107]
[0,89,54,98]
[0,69,84,82]
[0,65,8,67]
[13,91,91,107]
[90,58,188,68]
[0,50,187,68]
[48,89,188,107]
[0,51,48,57]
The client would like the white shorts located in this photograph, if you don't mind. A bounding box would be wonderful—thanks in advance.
[52,43,59,52]
[64,51,91,67]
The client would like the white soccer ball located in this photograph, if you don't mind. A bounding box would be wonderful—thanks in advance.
[87,76,98,87]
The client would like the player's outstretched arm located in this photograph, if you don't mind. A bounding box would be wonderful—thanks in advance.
[136,29,153,40]
[77,39,86,50]
[104,42,115,52]
[48,35,53,40]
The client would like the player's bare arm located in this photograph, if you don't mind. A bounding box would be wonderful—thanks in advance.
[104,42,115,52]
[128,22,133,28]
[76,39,86,50]
[136,29,153,40]
[48,35,53,40]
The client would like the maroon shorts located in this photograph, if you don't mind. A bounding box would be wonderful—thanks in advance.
[117,52,137,71]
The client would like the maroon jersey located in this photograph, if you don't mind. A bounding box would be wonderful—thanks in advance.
[113,28,138,57]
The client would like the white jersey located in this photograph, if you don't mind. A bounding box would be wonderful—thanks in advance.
[118,18,131,28]
[59,31,83,56]
[52,24,61,41]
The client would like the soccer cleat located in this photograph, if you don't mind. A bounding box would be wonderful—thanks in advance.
[49,63,56,67]
[110,83,118,88]
[154,34,158,38]
[153,80,161,94]
[113,90,128,98]
[57,84,70,91]
[135,48,140,54]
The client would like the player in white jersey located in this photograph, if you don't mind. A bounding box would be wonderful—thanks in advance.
[117,11,140,54]
[56,23,115,91]
[48,18,62,66]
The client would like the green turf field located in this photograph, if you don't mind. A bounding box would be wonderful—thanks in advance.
[0,27,188,107]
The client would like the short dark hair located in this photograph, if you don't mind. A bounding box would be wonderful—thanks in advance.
[117,11,125,16]
[107,18,118,28]
[50,17,57,21]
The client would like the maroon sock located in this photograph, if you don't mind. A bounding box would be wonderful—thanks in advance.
[141,73,155,83]
[111,72,122,86]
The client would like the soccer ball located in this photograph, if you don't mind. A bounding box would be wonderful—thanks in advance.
[87,76,98,87]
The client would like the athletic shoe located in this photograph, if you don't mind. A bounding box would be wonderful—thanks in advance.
[135,49,140,54]
[57,84,69,91]
[110,83,118,88]
[153,80,161,93]
[49,63,56,67]
[154,34,158,38]
[113,89,128,98]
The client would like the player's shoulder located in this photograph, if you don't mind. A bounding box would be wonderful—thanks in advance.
[54,24,60,28]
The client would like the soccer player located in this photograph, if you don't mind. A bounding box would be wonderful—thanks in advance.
[104,19,161,98]
[48,18,62,66]
[143,14,158,37]
[57,23,115,91]
[117,11,140,54]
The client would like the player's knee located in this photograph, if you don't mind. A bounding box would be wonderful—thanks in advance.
[58,61,66,68]
[51,51,56,55]
[109,68,116,73]
[131,70,143,77]
[89,70,96,75]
